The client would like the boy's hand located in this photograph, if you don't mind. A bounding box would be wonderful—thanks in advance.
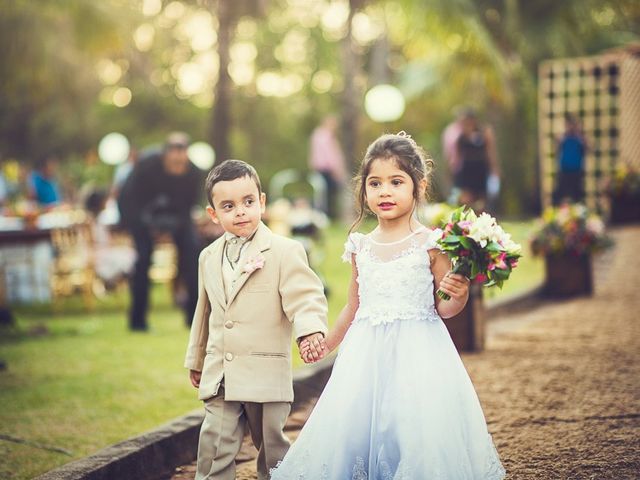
[189,369,202,388]
[438,272,470,303]
[298,332,326,364]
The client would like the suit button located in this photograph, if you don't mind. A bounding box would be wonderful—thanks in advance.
[224,320,234,329]
[225,352,233,361]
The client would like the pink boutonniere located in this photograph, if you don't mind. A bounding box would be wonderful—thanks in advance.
[243,254,265,274]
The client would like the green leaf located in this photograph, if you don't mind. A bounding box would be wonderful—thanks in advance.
[459,236,472,249]
[493,268,510,279]
[442,235,462,243]
[486,241,502,252]
[471,262,479,278]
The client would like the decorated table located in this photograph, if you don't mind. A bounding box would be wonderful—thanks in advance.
[0,211,87,304]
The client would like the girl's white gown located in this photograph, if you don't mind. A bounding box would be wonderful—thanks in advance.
[271,228,506,479]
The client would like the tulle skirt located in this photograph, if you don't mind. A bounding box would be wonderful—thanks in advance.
[271,317,506,479]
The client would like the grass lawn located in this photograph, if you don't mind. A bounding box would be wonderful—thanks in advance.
[0,219,542,479]
[0,288,196,480]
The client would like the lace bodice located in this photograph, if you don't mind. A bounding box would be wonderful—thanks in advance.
[342,227,443,326]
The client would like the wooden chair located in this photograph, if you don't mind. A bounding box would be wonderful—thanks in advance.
[149,234,177,284]
[50,222,96,310]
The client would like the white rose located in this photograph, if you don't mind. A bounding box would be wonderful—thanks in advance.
[468,213,496,247]
[502,237,522,254]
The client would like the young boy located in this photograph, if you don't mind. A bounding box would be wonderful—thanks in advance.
[184,159,328,480]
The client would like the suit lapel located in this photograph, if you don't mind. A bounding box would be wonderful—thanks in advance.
[226,222,272,306]
[206,239,227,310]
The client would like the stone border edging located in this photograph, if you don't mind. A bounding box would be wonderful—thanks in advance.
[34,412,203,480]
[34,357,335,480]
[35,284,544,480]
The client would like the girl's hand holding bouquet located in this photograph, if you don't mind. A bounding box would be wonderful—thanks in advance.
[436,207,522,300]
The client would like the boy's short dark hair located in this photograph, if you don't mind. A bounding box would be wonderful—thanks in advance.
[205,159,262,207]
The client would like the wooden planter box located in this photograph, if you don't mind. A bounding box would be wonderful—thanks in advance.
[609,192,640,224]
[544,253,593,297]
[442,284,485,352]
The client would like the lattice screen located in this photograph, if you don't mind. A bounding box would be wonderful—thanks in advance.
[620,55,640,168]
[538,47,640,210]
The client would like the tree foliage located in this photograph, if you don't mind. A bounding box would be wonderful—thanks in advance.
[0,0,637,212]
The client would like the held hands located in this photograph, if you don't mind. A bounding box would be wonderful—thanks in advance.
[189,369,202,388]
[438,272,470,304]
[298,332,327,364]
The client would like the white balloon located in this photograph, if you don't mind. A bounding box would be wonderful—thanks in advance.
[98,132,130,165]
[188,142,216,170]
[364,84,406,123]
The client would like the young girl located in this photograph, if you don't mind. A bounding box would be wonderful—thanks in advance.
[270,133,506,479]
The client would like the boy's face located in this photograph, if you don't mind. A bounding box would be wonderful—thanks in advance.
[206,175,266,238]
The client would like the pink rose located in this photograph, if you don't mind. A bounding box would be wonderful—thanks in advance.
[488,252,507,271]
[494,252,508,270]
[243,254,265,274]
[474,273,488,283]
[457,220,473,231]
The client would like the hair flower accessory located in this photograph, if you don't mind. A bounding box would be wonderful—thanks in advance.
[396,130,418,147]
[243,254,266,274]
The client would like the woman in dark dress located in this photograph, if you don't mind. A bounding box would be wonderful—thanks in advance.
[453,111,500,211]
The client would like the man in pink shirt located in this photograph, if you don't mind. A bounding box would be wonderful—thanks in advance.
[309,115,346,219]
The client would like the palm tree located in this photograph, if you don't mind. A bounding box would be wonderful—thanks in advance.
[209,0,268,165]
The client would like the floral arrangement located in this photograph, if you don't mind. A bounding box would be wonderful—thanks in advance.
[603,164,640,197]
[530,203,611,257]
[436,206,522,300]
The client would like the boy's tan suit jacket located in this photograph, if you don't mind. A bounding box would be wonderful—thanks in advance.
[184,222,328,403]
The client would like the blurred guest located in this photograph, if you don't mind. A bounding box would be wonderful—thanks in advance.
[111,146,138,199]
[453,109,500,211]
[554,114,587,205]
[442,111,464,181]
[0,167,8,208]
[117,132,202,331]
[27,156,62,208]
[309,115,347,219]
[85,189,135,290]
[0,306,14,371]
[100,146,139,226]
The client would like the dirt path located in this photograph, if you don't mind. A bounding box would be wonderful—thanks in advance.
[468,225,640,478]
[172,226,640,479]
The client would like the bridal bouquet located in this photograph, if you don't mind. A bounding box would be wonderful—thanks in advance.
[436,206,522,300]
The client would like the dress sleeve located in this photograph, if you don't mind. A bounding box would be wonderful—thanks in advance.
[424,227,444,251]
[341,232,365,263]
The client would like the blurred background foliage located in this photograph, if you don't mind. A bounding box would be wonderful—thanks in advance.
[0,0,638,214]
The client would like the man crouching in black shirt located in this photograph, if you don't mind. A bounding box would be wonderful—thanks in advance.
[118,132,202,331]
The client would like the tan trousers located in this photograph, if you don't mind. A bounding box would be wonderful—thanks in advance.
[195,387,291,480]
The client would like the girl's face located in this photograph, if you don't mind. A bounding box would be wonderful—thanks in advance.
[365,158,425,223]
